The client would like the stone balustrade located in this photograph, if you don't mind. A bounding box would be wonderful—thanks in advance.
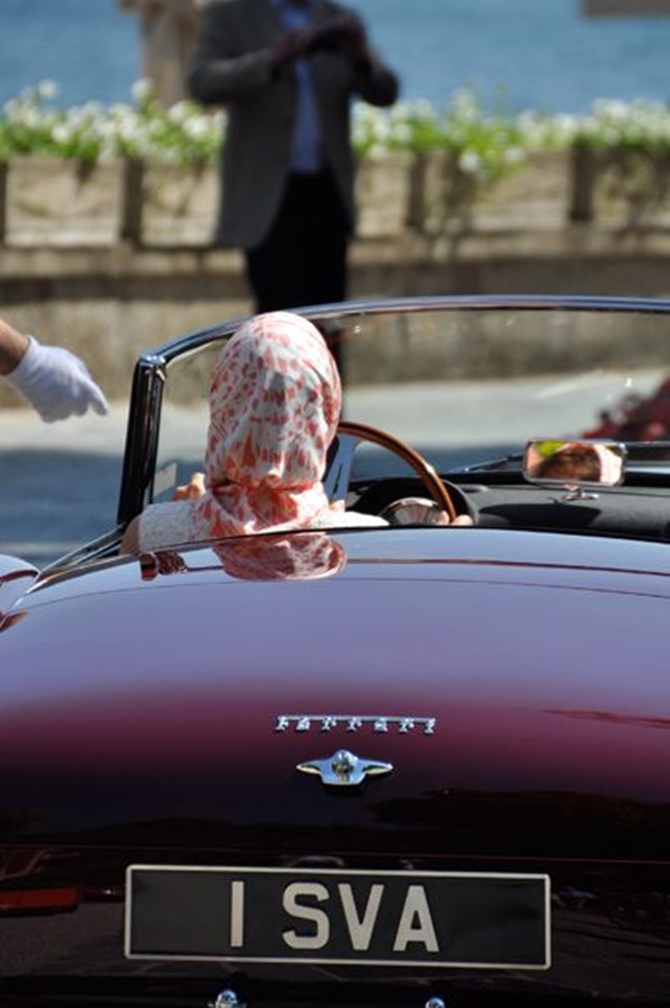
[2,147,669,248]
[1,148,670,407]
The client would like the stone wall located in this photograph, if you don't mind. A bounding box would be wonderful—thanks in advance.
[1,151,670,406]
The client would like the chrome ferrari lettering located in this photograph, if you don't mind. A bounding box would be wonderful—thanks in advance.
[275,715,437,736]
[337,883,384,950]
[282,883,330,949]
[393,885,439,952]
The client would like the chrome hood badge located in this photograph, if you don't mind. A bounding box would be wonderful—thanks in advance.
[297,749,393,787]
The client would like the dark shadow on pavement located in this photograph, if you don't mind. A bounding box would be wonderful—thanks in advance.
[0,449,123,567]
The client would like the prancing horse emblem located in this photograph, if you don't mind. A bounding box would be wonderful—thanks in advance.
[297,749,393,787]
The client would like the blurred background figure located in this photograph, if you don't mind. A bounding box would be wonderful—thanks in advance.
[187,0,399,330]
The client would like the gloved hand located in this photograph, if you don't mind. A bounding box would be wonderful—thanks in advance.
[5,335,109,422]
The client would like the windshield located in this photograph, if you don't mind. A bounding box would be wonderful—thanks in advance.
[151,302,670,502]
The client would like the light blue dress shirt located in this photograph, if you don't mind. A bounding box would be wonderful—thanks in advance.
[271,0,324,173]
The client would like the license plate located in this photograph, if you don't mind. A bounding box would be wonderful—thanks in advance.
[125,865,550,969]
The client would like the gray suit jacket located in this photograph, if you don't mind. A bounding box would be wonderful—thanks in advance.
[188,0,399,249]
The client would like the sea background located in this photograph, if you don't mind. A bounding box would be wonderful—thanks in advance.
[3,0,670,114]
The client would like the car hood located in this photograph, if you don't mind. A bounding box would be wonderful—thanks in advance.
[1,527,668,859]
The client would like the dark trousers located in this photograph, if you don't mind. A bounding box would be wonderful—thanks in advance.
[245,169,349,371]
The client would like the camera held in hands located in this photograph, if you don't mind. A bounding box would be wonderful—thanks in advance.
[305,19,349,53]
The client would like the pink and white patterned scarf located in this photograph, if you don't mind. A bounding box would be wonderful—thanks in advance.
[190,312,343,540]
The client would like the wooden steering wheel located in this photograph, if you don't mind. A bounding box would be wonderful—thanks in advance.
[336,421,458,522]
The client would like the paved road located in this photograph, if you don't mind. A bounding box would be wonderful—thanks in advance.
[0,405,129,567]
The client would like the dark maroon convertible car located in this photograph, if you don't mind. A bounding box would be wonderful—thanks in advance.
[0,296,668,1007]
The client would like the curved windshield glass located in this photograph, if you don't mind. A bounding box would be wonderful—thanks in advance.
[151,303,670,502]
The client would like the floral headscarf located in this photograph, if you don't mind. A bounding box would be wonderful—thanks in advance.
[190,312,342,540]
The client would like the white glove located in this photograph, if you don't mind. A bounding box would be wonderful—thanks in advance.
[5,335,109,422]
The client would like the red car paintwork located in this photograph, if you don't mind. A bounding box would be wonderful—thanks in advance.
[3,293,670,1006]
[0,528,668,1002]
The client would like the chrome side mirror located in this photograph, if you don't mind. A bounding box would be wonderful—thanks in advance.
[523,439,626,498]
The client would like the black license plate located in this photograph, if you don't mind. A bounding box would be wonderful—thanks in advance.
[125,866,550,969]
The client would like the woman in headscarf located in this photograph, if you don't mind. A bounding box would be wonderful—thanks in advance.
[120,311,385,553]
[120,311,471,553]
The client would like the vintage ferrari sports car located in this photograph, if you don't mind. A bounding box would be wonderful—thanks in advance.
[0,295,668,1007]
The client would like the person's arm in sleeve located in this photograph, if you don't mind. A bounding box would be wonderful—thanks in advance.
[188,2,312,103]
[337,11,399,107]
[353,50,399,108]
[0,317,108,422]
[189,3,274,102]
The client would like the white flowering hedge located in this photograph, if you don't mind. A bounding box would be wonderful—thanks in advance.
[3,80,670,182]
[353,91,573,184]
[574,98,670,153]
[0,81,223,167]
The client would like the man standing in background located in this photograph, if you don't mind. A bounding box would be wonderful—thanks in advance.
[188,0,399,328]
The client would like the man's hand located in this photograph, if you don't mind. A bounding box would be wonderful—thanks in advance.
[270,15,369,68]
[270,26,315,67]
[5,334,109,422]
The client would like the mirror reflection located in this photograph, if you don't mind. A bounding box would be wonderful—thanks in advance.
[524,439,626,488]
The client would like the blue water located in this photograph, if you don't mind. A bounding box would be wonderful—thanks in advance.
[2,0,670,113]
